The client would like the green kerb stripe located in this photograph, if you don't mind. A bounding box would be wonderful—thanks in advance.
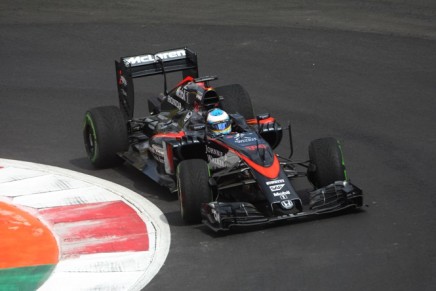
[0,264,56,291]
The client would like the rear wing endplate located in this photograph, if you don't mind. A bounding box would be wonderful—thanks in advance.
[115,47,199,119]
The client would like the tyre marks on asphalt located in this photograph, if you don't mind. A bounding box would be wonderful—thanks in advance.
[0,159,170,290]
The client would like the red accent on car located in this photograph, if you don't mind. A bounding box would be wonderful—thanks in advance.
[165,142,175,174]
[196,82,207,90]
[210,138,280,179]
[238,152,280,179]
[153,131,186,139]
[117,70,123,85]
[174,76,211,90]
[175,76,195,88]
[245,144,268,151]
[194,102,200,112]
[246,117,276,125]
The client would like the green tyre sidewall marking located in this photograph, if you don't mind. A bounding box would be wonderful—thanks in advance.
[84,112,99,163]
[336,140,348,181]
[176,164,184,218]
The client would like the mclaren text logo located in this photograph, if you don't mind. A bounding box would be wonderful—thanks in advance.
[269,184,284,192]
[124,49,186,66]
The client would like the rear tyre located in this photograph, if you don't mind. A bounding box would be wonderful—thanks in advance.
[177,159,212,224]
[308,137,347,188]
[83,106,128,168]
[216,84,255,119]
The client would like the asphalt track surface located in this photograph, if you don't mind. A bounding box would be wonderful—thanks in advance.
[1,1,436,290]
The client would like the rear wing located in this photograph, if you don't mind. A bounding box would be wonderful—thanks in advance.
[115,47,199,119]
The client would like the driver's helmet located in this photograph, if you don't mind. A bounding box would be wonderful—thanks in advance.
[207,108,231,136]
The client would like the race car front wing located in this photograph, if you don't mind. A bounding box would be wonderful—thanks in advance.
[201,181,363,232]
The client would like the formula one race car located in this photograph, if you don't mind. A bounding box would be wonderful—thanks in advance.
[83,47,363,231]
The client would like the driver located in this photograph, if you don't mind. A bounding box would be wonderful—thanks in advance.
[206,108,232,136]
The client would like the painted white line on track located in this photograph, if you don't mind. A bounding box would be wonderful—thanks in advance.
[0,158,171,291]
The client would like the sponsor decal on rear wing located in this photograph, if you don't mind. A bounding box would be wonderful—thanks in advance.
[122,49,187,67]
[114,47,199,119]
[116,47,198,78]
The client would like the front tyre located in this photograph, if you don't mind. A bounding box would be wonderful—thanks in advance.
[177,159,212,224]
[308,137,347,188]
[83,106,128,168]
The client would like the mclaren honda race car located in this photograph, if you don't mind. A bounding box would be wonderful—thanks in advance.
[83,47,363,231]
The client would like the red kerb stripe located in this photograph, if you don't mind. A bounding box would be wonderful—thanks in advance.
[39,201,149,256]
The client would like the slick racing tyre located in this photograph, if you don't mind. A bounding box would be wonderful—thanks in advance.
[308,137,347,188]
[83,106,128,168]
[216,84,255,120]
[177,159,212,224]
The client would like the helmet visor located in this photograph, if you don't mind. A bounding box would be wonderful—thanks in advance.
[209,120,231,131]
